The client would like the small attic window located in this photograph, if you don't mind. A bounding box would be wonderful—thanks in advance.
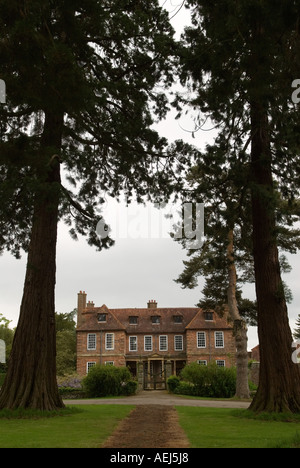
[173,315,183,324]
[204,312,213,321]
[129,316,138,325]
[97,313,107,323]
[151,315,160,324]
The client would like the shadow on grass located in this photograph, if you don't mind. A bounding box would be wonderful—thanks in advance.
[0,406,82,419]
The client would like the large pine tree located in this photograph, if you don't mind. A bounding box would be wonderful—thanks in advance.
[172,138,256,399]
[0,0,176,410]
[178,0,300,412]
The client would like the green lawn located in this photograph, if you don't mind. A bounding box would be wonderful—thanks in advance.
[176,407,300,448]
[1,404,300,448]
[0,405,134,448]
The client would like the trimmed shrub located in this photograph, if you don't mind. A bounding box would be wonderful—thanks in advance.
[82,365,136,397]
[167,375,180,393]
[180,362,237,398]
[122,380,138,396]
[174,381,197,396]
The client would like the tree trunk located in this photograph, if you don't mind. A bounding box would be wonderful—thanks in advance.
[249,101,300,413]
[0,112,65,410]
[233,319,250,399]
[227,229,250,399]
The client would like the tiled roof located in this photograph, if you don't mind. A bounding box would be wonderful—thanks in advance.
[77,305,232,333]
[186,310,232,330]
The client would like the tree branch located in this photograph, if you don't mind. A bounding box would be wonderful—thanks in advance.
[60,184,94,220]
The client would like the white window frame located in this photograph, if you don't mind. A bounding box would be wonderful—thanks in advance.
[197,360,207,366]
[144,335,153,351]
[87,362,96,373]
[197,331,206,348]
[87,333,96,351]
[215,331,224,348]
[174,335,183,351]
[129,336,138,352]
[216,360,225,367]
[105,333,114,350]
[159,335,168,351]
[105,361,114,366]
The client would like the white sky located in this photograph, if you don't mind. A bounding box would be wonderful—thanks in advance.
[0,2,299,352]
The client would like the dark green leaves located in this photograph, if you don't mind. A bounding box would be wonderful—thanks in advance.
[0,0,177,255]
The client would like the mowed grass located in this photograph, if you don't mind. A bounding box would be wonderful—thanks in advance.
[0,405,134,448]
[176,407,300,448]
[1,404,300,448]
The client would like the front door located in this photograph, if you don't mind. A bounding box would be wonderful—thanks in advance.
[144,360,166,390]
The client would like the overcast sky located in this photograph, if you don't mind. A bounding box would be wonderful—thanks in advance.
[0,2,299,352]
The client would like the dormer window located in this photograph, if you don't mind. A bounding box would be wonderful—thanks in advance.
[97,313,107,323]
[204,312,213,321]
[173,315,183,324]
[151,315,160,324]
[129,316,138,325]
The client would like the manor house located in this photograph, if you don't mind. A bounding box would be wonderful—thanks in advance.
[76,291,236,390]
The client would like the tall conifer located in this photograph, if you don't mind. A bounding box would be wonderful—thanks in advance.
[178,0,300,412]
[0,0,175,410]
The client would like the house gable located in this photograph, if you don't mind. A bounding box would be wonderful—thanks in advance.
[186,310,232,330]
[77,304,126,332]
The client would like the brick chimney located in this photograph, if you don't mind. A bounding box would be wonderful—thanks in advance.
[147,299,157,309]
[77,291,87,328]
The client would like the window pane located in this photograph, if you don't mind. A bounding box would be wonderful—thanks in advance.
[173,315,183,323]
[144,336,153,351]
[151,316,160,324]
[204,312,213,321]
[215,332,224,348]
[174,336,183,351]
[105,333,114,350]
[129,316,138,324]
[129,336,137,352]
[159,335,168,351]
[97,314,107,322]
[87,334,96,350]
[197,332,206,348]
[216,360,225,367]
[87,362,96,373]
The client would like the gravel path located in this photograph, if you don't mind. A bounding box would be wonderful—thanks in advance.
[65,390,250,409]
[102,405,190,449]
[65,391,250,448]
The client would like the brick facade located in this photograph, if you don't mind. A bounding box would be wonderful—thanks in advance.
[76,292,236,388]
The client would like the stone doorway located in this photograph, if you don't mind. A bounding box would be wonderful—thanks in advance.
[144,360,166,390]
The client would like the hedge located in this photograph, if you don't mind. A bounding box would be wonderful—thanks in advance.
[168,362,237,398]
[82,364,137,397]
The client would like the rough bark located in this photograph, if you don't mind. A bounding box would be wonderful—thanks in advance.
[227,229,250,399]
[248,101,300,413]
[0,112,65,410]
